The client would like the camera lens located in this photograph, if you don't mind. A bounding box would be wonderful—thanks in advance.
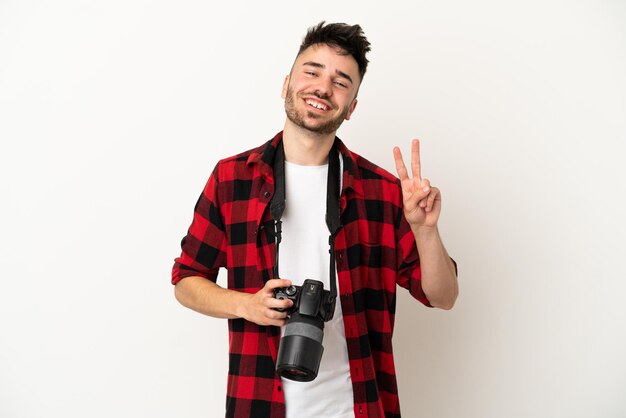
[283,367,307,377]
[276,312,325,382]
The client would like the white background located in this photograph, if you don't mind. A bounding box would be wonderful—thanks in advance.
[1,1,625,417]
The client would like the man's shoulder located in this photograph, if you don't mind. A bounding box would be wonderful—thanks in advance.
[347,147,400,188]
[211,137,275,181]
[340,145,403,209]
[217,142,267,167]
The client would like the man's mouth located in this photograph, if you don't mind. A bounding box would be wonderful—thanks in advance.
[304,98,331,111]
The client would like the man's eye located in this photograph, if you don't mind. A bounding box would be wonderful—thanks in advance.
[305,71,316,76]
[334,81,347,88]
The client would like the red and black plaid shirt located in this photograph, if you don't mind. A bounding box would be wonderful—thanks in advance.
[172,132,436,418]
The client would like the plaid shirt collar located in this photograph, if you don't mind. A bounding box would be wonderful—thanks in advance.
[246,131,365,198]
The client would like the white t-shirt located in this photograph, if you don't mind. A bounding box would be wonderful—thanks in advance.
[279,160,354,418]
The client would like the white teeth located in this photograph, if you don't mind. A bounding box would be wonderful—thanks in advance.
[306,99,328,110]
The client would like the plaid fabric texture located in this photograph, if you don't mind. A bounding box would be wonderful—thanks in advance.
[172,132,433,418]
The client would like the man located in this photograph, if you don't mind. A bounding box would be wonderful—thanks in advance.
[172,22,458,418]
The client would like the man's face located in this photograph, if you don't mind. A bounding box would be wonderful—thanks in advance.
[282,44,360,135]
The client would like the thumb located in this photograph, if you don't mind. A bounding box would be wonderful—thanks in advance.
[264,278,292,290]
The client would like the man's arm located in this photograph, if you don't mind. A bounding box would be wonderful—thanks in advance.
[172,162,293,326]
[412,226,458,309]
[393,139,458,310]
[174,276,294,327]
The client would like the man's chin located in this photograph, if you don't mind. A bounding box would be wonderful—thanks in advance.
[301,121,339,135]
[286,111,343,135]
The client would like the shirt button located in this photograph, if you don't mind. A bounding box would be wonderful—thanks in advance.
[338,253,343,260]
[263,191,271,198]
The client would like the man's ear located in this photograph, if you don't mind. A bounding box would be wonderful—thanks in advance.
[281,75,290,99]
[345,98,358,121]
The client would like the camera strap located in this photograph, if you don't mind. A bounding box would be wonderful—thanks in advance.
[270,140,341,304]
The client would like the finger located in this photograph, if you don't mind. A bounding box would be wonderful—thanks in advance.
[418,179,432,208]
[425,187,440,212]
[411,139,422,184]
[265,296,294,310]
[264,307,290,320]
[268,318,288,327]
[264,278,292,290]
[259,312,288,327]
[411,191,432,210]
[393,146,410,181]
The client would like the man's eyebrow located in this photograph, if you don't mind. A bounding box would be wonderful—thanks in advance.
[303,61,325,70]
[335,69,353,85]
[302,61,354,85]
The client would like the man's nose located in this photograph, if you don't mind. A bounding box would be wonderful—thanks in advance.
[313,76,333,98]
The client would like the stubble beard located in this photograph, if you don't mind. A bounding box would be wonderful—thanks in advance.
[284,86,351,136]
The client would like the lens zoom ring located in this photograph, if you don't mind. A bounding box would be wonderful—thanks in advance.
[283,322,324,342]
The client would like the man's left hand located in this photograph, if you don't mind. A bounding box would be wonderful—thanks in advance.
[393,139,442,229]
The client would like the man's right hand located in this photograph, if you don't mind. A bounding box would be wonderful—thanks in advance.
[240,279,294,327]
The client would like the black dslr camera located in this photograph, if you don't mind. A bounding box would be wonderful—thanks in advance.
[274,279,336,381]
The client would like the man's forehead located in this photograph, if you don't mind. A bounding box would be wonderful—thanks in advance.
[294,44,359,78]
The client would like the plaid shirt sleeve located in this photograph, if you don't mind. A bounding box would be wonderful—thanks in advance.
[171,141,289,418]
[172,164,227,284]
[394,192,432,307]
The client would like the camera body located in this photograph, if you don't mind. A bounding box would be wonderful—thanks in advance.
[273,279,336,381]
[274,279,335,322]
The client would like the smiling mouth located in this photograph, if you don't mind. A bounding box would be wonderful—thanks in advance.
[304,98,331,111]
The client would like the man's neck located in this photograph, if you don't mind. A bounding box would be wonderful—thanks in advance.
[282,121,336,166]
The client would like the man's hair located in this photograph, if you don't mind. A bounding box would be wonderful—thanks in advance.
[298,21,371,81]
